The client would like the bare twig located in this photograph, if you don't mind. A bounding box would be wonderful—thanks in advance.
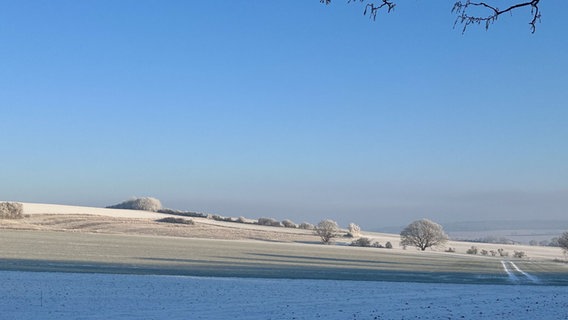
[357,0,396,21]
[320,0,396,20]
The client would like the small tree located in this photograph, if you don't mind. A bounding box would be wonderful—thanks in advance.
[400,219,448,251]
[347,223,361,237]
[315,219,339,244]
[466,246,478,255]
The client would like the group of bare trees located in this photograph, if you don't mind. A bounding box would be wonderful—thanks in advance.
[314,218,568,257]
[314,218,448,251]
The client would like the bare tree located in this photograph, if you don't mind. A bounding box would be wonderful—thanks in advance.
[559,231,568,254]
[400,219,448,251]
[321,0,543,33]
[315,219,340,244]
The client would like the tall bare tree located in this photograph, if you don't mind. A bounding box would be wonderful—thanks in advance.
[559,231,568,254]
[400,219,448,251]
[321,0,543,33]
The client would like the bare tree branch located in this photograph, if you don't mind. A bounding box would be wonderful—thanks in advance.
[321,0,543,33]
[452,0,541,33]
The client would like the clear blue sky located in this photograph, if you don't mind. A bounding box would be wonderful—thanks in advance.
[1,1,567,228]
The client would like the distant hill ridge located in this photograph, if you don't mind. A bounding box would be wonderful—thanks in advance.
[377,220,568,233]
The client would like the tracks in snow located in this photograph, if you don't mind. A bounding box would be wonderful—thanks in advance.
[501,260,540,284]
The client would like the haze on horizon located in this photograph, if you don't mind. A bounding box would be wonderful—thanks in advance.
[1,1,567,228]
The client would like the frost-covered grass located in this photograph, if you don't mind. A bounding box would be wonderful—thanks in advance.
[1,271,567,320]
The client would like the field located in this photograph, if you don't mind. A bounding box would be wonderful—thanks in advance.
[1,203,568,319]
[2,271,568,320]
[1,228,567,285]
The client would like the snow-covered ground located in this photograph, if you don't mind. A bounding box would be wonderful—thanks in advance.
[1,271,567,320]
[20,202,166,219]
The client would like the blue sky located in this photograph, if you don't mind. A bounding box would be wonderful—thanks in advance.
[1,1,567,227]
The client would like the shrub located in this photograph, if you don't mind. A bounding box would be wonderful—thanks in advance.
[480,249,489,256]
[347,223,361,237]
[445,247,456,253]
[498,248,509,257]
[299,222,315,230]
[236,216,248,224]
[0,202,24,219]
[466,246,478,255]
[156,217,194,225]
[157,208,205,218]
[473,236,517,245]
[257,217,282,227]
[384,241,393,249]
[210,214,234,222]
[490,250,498,257]
[351,237,372,247]
[107,197,162,212]
[372,241,383,248]
[513,251,526,258]
[281,219,297,228]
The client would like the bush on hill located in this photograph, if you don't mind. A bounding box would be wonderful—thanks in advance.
[281,219,297,228]
[257,217,282,227]
[299,222,315,230]
[0,202,24,219]
[351,237,372,247]
[107,197,162,212]
[497,248,509,257]
[466,246,478,255]
[157,208,206,218]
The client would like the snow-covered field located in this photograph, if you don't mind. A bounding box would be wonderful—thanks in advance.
[10,202,567,261]
[2,271,567,320]
[2,202,567,319]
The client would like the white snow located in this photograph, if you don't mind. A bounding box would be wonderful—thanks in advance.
[509,261,541,284]
[1,271,566,320]
[501,260,519,283]
[500,260,542,284]
[20,202,166,219]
